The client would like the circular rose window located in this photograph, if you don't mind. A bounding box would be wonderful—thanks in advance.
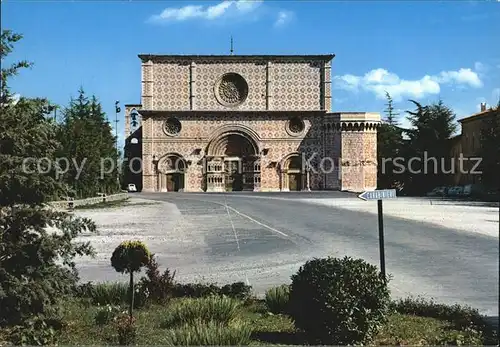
[215,73,249,107]
[164,117,181,136]
[287,116,305,135]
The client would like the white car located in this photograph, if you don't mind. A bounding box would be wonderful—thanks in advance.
[127,183,137,192]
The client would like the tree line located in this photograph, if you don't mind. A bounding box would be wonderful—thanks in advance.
[1,31,120,202]
[377,92,500,195]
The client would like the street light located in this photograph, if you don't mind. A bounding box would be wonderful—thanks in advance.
[114,101,121,185]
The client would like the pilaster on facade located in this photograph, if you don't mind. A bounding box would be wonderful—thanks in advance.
[266,61,272,110]
[323,61,332,112]
[141,59,154,110]
[189,61,196,110]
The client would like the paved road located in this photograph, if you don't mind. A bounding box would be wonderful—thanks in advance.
[135,192,498,317]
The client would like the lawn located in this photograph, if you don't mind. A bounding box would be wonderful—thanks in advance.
[53,297,489,346]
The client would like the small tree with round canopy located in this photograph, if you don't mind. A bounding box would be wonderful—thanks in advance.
[111,240,151,319]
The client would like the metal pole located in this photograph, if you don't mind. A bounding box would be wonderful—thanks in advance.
[377,199,386,280]
[115,103,120,186]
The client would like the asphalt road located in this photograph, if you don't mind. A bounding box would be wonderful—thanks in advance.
[135,192,498,317]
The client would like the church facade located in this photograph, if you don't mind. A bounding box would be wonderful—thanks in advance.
[124,54,380,193]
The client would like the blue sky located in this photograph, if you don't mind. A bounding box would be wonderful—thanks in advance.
[2,0,500,147]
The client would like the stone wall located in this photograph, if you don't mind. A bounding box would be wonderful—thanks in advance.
[47,193,129,210]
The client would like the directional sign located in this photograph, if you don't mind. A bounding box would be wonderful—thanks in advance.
[358,189,397,201]
[357,188,397,281]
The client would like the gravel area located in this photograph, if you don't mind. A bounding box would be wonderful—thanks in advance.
[299,197,499,238]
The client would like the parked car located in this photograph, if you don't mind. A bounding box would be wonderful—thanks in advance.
[426,186,448,197]
[447,186,463,197]
[127,183,137,192]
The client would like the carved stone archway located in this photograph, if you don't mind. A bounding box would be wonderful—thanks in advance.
[156,153,186,192]
[279,153,305,191]
[205,126,261,192]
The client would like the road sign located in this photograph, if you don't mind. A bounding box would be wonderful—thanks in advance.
[358,189,397,201]
[357,189,397,281]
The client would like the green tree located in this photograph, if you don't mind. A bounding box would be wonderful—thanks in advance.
[0,30,96,344]
[404,99,457,194]
[478,101,500,192]
[377,92,404,189]
[57,89,119,198]
[0,30,32,105]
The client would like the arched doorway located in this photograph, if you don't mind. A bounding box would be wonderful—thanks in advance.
[157,154,186,192]
[205,130,260,192]
[281,154,303,191]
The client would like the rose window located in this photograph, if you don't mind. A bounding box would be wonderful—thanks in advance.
[288,117,305,134]
[215,73,248,106]
[164,117,181,136]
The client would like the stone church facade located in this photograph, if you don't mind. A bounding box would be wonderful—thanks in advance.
[124,54,380,193]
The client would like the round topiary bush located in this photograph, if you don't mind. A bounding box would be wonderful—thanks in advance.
[110,240,151,319]
[111,240,150,274]
[288,256,391,345]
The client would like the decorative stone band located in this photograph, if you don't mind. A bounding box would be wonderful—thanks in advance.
[324,112,381,132]
[323,121,381,132]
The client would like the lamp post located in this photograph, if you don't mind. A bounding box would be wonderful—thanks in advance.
[115,101,121,185]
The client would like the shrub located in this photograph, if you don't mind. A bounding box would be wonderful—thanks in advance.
[162,296,241,328]
[163,319,252,345]
[8,316,61,346]
[172,283,220,298]
[136,254,176,305]
[390,297,485,330]
[113,313,136,345]
[265,284,290,314]
[76,282,129,306]
[289,256,391,345]
[220,282,253,301]
[390,296,497,344]
[171,281,252,300]
[94,304,122,326]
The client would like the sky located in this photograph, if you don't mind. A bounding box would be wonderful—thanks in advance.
[2,0,500,148]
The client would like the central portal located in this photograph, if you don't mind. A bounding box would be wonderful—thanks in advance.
[224,159,243,191]
[205,130,261,192]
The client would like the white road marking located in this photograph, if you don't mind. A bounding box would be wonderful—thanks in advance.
[224,199,241,251]
[225,205,289,237]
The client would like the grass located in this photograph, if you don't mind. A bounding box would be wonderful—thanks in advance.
[46,297,493,346]
[74,199,160,210]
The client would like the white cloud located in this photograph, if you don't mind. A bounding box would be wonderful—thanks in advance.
[274,10,293,27]
[149,0,263,23]
[474,61,488,73]
[334,67,483,102]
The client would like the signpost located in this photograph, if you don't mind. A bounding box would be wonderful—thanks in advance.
[358,189,397,280]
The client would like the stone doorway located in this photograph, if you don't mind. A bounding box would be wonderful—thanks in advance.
[205,129,261,192]
[157,154,186,192]
[281,154,304,191]
[288,173,302,191]
[166,173,184,192]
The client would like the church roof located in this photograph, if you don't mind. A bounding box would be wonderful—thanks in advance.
[138,54,335,62]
